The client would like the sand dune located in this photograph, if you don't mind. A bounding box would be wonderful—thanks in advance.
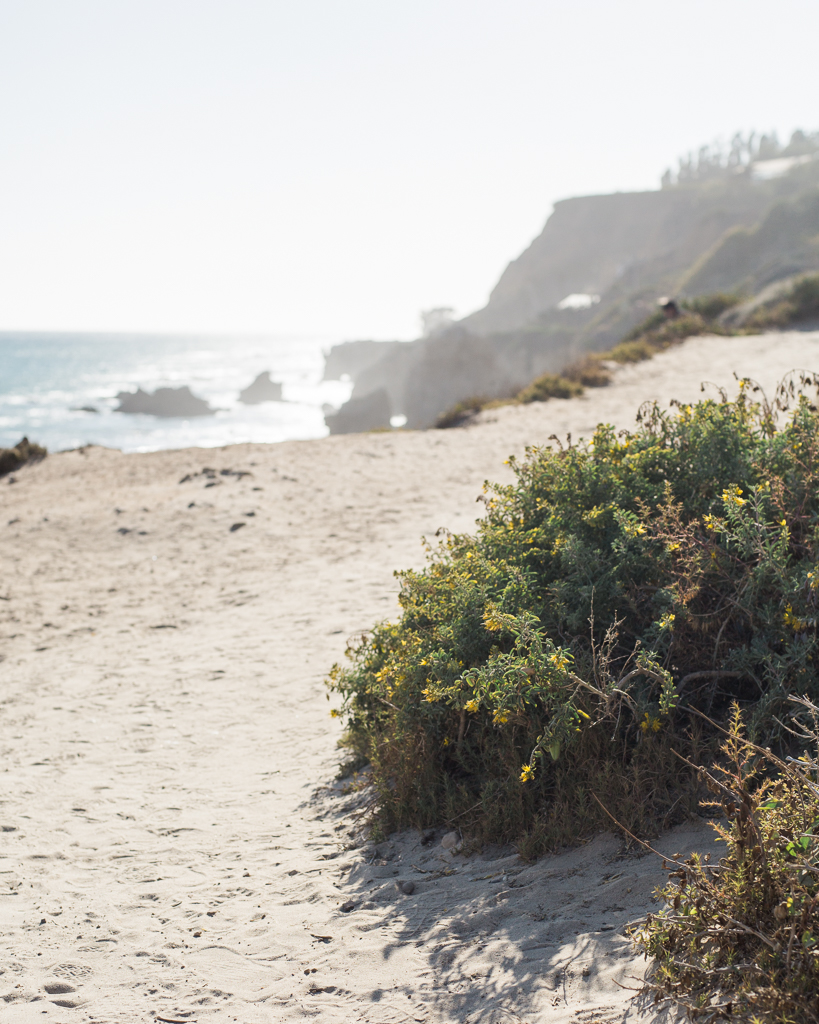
[1,329,817,1022]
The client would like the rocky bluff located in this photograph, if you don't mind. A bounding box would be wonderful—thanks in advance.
[325,142,819,432]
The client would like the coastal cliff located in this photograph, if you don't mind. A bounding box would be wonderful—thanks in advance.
[325,134,819,431]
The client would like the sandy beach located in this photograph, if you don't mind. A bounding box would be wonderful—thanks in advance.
[2,329,818,1023]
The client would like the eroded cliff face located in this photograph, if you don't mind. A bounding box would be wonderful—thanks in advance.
[334,316,590,431]
[325,159,819,432]
[462,173,807,337]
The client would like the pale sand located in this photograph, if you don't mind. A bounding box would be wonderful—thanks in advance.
[1,329,817,1023]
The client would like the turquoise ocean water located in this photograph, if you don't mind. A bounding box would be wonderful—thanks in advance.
[0,333,352,453]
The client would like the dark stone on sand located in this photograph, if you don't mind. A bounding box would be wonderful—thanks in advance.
[114,386,215,418]
[70,405,99,414]
[239,371,284,404]
[229,522,246,532]
[340,900,356,913]
[324,388,391,435]
[398,880,415,895]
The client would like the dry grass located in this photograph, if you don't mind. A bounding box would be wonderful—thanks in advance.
[635,699,819,1022]
[0,437,47,477]
[517,373,584,403]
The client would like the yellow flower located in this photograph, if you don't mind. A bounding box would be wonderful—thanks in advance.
[783,604,808,631]
[549,651,569,672]
[657,612,675,631]
[465,699,479,713]
[483,609,504,632]
[329,709,340,718]
[442,737,450,746]
[722,485,745,507]
[520,764,534,783]
[666,541,680,552]
[493,711,509,725]
[584,505,606,525]
[422,687,439,703]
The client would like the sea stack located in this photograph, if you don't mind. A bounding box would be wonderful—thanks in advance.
[239,372,283,404]
[114,386,215,418]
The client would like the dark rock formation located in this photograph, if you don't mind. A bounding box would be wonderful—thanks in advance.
[324,388,391,435]
[114,386,215,418]
[238,372,283,404]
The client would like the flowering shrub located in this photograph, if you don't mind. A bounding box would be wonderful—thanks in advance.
[329,383,819,849]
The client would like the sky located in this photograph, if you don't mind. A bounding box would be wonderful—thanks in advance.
[1,0,818,341]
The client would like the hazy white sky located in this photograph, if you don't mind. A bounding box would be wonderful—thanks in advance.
[1,0,817,339]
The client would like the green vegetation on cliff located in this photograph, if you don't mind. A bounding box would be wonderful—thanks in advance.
[436,276,819,429]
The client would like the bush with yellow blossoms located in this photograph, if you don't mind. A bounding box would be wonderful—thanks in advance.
[328,379,819,852]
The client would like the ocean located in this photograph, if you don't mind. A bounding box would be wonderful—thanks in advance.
[0,333,353,454]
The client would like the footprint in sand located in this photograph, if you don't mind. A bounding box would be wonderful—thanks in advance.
[51,963,93,980]
[44,980,84,1008]
[42,964,93,1008]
